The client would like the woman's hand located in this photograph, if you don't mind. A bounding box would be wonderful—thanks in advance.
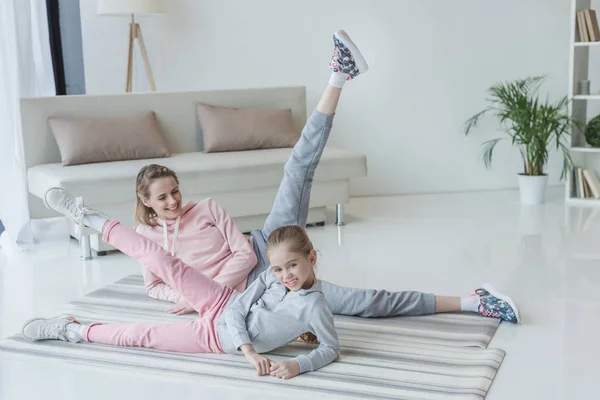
[241,344,273,376]
[270,359,300,380]
[168,300,195,315]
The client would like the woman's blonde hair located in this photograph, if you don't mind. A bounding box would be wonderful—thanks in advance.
[134,164,179,226]
[266,225,319,344]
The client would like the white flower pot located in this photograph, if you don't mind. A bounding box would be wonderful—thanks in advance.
[518,174,548,205]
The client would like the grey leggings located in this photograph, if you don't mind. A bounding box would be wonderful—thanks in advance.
[246,110,435,317]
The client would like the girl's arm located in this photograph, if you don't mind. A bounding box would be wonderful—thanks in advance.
[206,198,258,289]
[224,269,276,375]
[223,269,271,350]
[293,301,340,373]
[271,299,340,379]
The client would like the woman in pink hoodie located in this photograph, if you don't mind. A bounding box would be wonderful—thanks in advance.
[128,30,520,324]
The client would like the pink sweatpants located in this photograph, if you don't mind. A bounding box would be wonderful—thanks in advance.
[83,221,235,353]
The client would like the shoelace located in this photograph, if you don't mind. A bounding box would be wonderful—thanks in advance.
[41,322,68,341]
[60,194,91,238]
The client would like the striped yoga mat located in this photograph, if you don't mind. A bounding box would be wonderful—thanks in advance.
[0,275,505,399]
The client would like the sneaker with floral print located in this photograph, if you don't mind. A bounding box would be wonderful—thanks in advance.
[329,30,369,80]
[473,283,520,324]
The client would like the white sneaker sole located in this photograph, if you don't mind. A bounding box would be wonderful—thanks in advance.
[43,187,77,222]
[43,187,94,237]
[481,283,521,323]
[22,316,81,342]
[334,30,369,74]
[22,317,43,341]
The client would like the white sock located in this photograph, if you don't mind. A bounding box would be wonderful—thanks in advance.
[83,214,109,232]
[460,295,480,313]
[329,71,348,88]
[66,323,86,338]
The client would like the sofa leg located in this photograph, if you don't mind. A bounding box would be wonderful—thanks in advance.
[80,234,93,260]
[96,251,107,257]
[336,203,345,226]
[75,195,93,260]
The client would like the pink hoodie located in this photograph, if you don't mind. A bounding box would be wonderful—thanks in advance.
[135,198,258,303]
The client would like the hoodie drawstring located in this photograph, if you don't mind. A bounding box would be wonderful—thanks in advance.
[162,216,180,256]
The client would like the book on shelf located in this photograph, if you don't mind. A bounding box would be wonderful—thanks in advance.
[586,10,600,41]
[572,167,600,199]
[583,169,600,198]
[578,11,590,41]
[577,9,600,42]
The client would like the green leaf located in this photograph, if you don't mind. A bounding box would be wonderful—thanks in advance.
[464,107,492,135]
[481,138,503,169]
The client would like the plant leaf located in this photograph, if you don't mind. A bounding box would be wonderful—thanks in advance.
[481,138,503,169]
[464,107,492,135]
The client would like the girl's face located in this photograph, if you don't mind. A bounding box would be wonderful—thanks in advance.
[269,247,317,291]
[142,176,183,221]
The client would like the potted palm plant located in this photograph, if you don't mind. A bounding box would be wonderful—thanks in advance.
[464,76,576,204]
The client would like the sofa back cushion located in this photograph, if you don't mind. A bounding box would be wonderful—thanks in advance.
[48,112,170,166]
[197,103,299,153]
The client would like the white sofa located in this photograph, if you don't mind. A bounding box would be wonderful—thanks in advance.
[21,86,367,257]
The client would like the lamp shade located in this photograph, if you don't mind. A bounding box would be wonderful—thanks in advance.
[97,0,165,15]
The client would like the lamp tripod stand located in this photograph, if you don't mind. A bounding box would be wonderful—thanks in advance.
[125,14,156,92]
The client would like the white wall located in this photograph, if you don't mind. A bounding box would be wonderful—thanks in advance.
[80,0,571,196]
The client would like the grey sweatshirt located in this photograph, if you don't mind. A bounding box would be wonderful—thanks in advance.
[216,269,340,373]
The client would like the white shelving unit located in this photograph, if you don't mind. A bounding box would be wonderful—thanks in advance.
[567,0,600,207]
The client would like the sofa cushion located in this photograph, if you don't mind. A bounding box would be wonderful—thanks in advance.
[48,112,170,166]
[197,103,299,153]
[27,147,367,206]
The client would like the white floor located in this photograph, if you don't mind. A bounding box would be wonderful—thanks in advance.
[1,187,598,399]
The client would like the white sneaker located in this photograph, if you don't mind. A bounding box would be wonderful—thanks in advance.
[22,317,82,343]
[44,187,106,235]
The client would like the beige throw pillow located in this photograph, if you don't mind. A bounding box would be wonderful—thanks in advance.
[196,103,299,153]
[48,112,170,166]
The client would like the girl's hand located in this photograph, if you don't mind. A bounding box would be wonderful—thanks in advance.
[168,301,195,315]
[270,359,300,380]
[241,345,273,376]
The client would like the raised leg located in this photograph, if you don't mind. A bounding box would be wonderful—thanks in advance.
[44,186,234,316]
[246,30,368,286]
[335,203,345,226]
[102,220,234,316]
[259,30,368,240]
[260,107,336,239]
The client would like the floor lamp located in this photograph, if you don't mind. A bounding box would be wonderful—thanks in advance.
[97,0,165,92]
